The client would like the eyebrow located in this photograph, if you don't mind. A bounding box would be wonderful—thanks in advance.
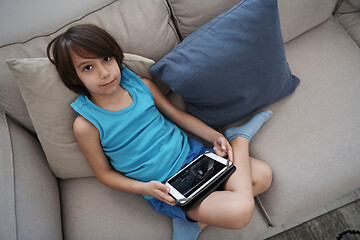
[77,61,91,70]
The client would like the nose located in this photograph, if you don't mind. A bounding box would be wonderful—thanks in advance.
[99,65,110,79]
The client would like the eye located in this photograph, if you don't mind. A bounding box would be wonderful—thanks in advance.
[104,56,112,62]
[83,65,92,72]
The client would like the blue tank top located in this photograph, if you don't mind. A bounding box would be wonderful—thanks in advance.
[71,67,190,198]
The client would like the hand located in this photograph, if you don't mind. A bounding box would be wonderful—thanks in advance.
[144,181,176,206]
[213,134,233,162]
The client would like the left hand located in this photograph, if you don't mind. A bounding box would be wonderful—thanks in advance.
[213,135,233,162]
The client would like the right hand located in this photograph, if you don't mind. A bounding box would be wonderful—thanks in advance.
[213,134,233,162]
[144,181,176,206]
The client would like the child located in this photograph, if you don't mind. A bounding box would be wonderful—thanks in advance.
[47,24,273,239]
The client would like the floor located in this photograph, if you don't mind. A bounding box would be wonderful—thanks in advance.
[267,199,360,240]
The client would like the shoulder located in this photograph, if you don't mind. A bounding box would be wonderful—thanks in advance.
[73,115,99,139]
[71,94,87,108]
[140,78,181,116]
[141,77,161,95]
[141,77,153,88]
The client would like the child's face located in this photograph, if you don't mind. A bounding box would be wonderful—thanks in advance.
[72,54,121,97]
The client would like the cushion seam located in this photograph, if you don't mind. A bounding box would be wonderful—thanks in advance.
[165,0,184,40]
[162,0,182,43]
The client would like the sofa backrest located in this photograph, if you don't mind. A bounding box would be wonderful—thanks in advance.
[167,0,338,43]
[0,0,339,132]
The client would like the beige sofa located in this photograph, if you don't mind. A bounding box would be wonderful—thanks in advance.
[1,0,360,239]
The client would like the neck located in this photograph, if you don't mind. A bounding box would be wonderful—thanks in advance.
[89,86,131,111]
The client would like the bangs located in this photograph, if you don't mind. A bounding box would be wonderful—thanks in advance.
[64,24,122,60]
[67,40,113,60]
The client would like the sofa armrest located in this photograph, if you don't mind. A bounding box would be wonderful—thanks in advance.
[0,109,62,240]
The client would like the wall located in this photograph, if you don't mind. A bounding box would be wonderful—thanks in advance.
[0,0,114,46]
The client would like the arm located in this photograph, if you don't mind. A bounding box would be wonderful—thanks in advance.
[142,78,233,161]
[73,115,175,205]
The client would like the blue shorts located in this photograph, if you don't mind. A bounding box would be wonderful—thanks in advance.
[147,138,214,222]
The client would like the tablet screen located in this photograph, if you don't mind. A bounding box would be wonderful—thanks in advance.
[168,155,226,198]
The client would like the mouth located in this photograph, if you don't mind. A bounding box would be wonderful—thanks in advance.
[101,79,116,87]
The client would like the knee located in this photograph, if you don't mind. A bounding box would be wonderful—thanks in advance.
[225,197,255,230]
[261,163,273,191]
[254,161,273,193]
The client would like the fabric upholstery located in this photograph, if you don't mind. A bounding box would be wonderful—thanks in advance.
[151,0,299,128]
[167,0,338,43]
[0,111,62,240]
[1,0,360,239]
[335,0,360,13]
[335,0,360,46]
[167,0,240,39]
[0,109,16,240]
[6,54,155,179]
[59,177,270,240]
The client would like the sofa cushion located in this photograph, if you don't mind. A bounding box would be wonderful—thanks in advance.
[168,0,338,43]
[167,0,240,39]
[0,110,62,240]
[59,177,270,240]
[0,109,16,240]
[232,17,360,238]
[150,0,299,128]
[0,0,178,133]
[6,54,154,179]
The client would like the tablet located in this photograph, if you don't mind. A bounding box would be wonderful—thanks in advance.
[165,152,233,205]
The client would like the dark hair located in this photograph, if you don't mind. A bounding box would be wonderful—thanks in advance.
[47,24,124,96]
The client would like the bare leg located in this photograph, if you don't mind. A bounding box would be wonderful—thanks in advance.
[249,157,272,196]
[188,137,256,229]
[196,155,272,227]
[191,111,273,229]
[196,158,271,231]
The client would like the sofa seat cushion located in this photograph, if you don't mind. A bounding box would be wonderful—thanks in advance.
[225,17,360,238]
[60,177,172,239]
[59,177,270,240]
